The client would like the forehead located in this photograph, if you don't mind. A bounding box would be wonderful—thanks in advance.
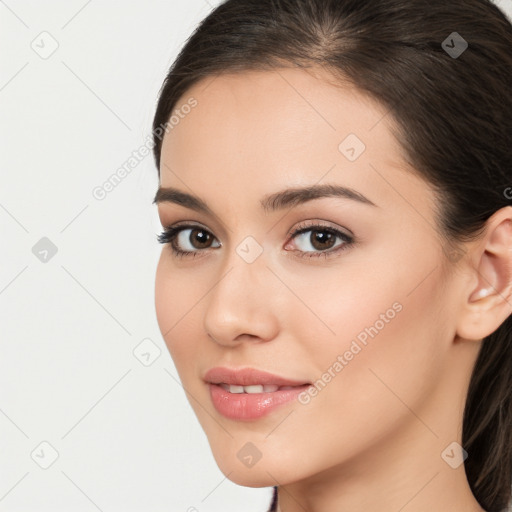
[164,66,395,151]
[158,66,430,217]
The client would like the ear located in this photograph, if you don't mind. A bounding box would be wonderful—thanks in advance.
[456,206,512,341]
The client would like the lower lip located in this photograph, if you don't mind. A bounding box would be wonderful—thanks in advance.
[208,383,311,421]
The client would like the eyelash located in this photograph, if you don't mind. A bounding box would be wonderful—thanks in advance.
[156,221,354,260]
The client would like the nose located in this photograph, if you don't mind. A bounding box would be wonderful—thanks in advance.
[203,250,280,347]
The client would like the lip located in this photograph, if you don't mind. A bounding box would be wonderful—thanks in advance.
[207,383,311,421]
[203,366,310,387]
[204,366,312,421]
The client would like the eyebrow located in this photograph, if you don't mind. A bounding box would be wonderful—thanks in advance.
[153,183,377,214]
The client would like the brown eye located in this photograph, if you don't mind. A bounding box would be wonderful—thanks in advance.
[308,230,337,250]
[157,224,221,256]
[158,222,353,260]
[173,226,220,252]
[290,226,352,256]
[187,228,214,249]
[294,226,349,252]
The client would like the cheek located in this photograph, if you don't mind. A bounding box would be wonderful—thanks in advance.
[285,248,448,437]
[302,235,447,375]
[154,255,174,334]
[154,255,199,367]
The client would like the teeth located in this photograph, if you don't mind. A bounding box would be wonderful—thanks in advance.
[218,383,281,393]
[244,385,265,393]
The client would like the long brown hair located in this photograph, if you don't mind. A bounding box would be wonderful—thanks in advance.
[152,1,512,510]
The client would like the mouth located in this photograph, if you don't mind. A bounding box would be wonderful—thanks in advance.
[207,382,312,421]
[203,366,312,420]
[203,366,311,389]
[214,383,309,393]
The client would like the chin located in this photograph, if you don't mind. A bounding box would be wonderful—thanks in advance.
[226,472,275,488]
[211,448,300,488]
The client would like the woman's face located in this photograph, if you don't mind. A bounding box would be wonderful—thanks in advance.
[154,67,477,487]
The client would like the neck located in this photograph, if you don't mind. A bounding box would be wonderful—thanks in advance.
[274,434,484,512]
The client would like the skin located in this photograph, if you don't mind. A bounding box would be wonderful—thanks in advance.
[154,66,512,512]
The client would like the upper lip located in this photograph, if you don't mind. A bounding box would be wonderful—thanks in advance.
[204,366,310,387]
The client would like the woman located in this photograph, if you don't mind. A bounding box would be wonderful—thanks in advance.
[151,0,512,510]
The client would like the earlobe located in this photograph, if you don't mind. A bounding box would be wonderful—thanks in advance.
[456,207,512,341]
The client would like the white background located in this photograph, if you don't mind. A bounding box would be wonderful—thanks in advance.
[1,1,511,511]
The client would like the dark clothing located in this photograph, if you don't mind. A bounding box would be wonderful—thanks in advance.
[266,486,278,511]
